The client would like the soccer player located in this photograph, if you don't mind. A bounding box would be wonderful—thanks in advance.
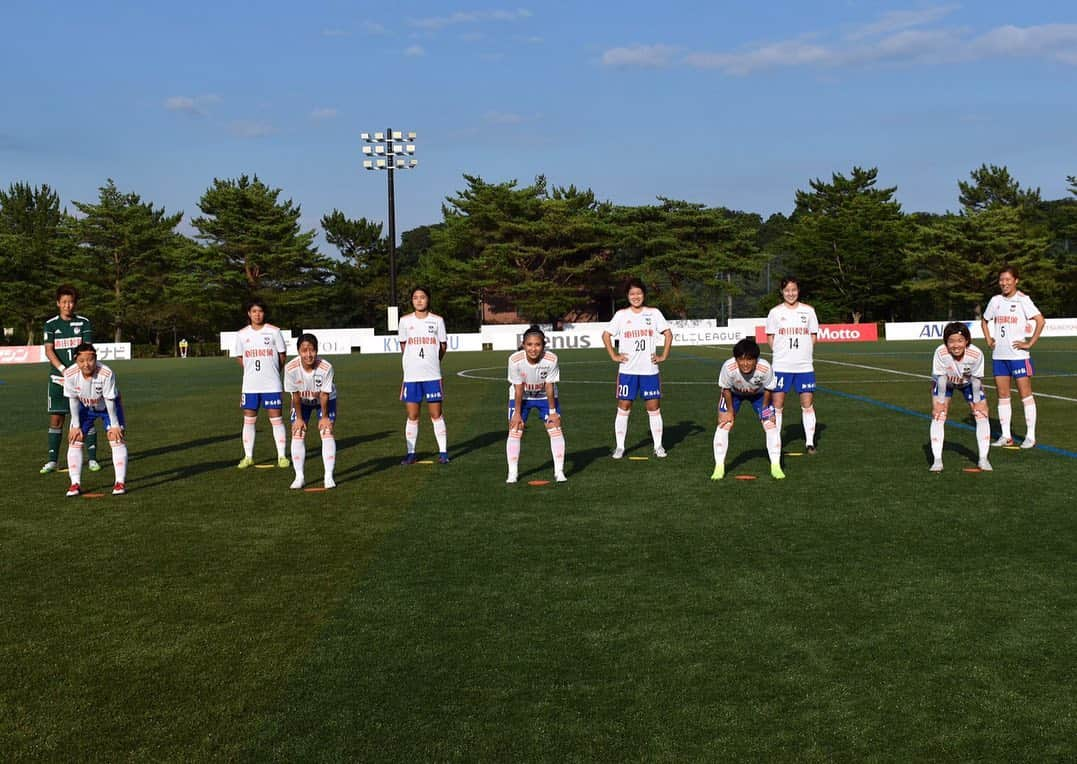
[234,299,289,469]
[602,278,672,459]
[398,286,449,464]
[63,343,128,496]
[765,276,820,452]
[284,333,337,490]
[929,322,992,472]
[505,326,566,484]
[42,285,99,474]
[712,338,784,481]
[980,265,1045,449]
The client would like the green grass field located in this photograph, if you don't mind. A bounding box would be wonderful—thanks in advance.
[2,339,1075,761]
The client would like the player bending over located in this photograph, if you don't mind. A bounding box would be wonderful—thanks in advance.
[285,334,337,490]
[929,322,992,473]
[712,338,784,481]
[63,343,128,497]
[505,326,566,484]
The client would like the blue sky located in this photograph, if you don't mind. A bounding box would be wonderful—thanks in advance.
[2,1,1075,247]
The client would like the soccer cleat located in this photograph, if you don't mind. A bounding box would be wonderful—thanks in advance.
[611,448,625,460]
[554,472,568,483]
[277,456,290,469]
[977,459,993,472]
[506,472,518,484]
[654,447,667,458]
[438,452,450,464]
[40,461,58,474]
[1019,439,1036,450]
[806,445,817,455]
[88,460,102,472]
[65,483,81,497]
[992,436,1014,447]
[290,478,304,490]
[323,477,336,489]
[400,454,418,466]
[929,461,944,472]
[770,464,786,480]
[112,482,126,495]
[237,457,254,469]
[710,464,725,481]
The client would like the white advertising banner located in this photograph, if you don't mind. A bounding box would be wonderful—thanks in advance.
[884,318,1077,341]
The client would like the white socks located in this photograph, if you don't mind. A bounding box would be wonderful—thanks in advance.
[614,409,630,450]
[930,418,945,462]
[802,407,816,447]
[405,419,419,453]
[432,416,448,453]
[67,442,84,485]
[242,416,257,459]
[270,416,287,459]
[548,425,566,475]
[764,423,782,465]
[648,409,664,451]
[997,398,1012,440]
[1022,395,1036,442]
[712,426,729,466]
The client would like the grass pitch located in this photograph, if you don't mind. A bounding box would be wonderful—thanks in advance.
[1,340,1075,760]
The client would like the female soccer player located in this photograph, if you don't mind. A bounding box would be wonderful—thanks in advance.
[398,286,449,464]
[929,322,991,472]
[234,299,289,469]
[712,338,784,481]
[980,265,1045,449]
[602,278,672,459]
[63,343,128,497]
[765,276,820,452]
[505,326,566,484]
[284,333,337,490]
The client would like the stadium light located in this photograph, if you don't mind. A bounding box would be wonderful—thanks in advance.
[361,126,418,328]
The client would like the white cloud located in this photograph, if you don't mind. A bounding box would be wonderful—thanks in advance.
[409,8,532,31]
[164,94,220,117]
[967,23,1077,62]
[404,44,426,56]
[362,21,386,35]
[310,108,338,121]
[684,40,830,74]
[846,5,959,40]
[601,44,678,68]
[230,121,276,138]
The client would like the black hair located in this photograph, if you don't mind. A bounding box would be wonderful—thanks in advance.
[56,284,78,301]
[411,285,432,301]
[520,325,547,350]
[74,342,96,356]
[779,276,800,290]
[624,278,646,297]
[297,333,319,351]
[942,322,971,344]
[998,264,1019,280]
[245,298,267,313]
[732,337,761,360]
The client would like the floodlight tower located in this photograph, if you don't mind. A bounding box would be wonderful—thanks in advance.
[361,128,418,328]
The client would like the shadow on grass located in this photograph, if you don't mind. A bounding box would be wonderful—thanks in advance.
[334,429,505,483]
[130,434,235,462]
[726,448,771,474]
[920,440,979,468]
[781,421,827,448]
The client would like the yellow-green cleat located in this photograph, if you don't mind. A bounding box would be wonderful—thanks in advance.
[710,464,725,481]
[237,457,254,469]
[770,464,786,480]
[277,456,290,469]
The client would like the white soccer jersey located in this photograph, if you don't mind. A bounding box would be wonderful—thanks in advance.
[606,307,670,375]
[284,357,337,402]
[983,292,1041,361]
[719,357,776,395]
[507,350,560,400]
[765,302,819,373]
[63,362,118,412]
[234,324,286,393]
[932,344,984,387]
[399,312,447,382]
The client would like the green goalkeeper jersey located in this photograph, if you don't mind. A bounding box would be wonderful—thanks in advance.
[43,313,93,380]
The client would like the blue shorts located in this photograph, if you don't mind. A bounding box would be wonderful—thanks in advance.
[616,373,661,401]
[508,398,560,423]
[292,398,337,424]
[241,392,283,411]
[932,381,986,404]
[773,371,816,395]
[719,391,768,420]
[992,359,1034,379]
[400,380,443,404]
[75,398,125,434]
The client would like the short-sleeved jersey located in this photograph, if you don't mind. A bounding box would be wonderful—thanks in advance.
[606,307,670,375]
[284,357,337,402]
[983,292,1041,361]
[719,357,776,395]
[63,362,118,413]
[765,302,819,373]
[932,344,984,387]
[234,324,286,393]
[399,312,447,382]
[507,350,560,401]
[43,313,92,379]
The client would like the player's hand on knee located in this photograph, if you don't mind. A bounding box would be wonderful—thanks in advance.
[69,427,84,443]
[107,426,124,443]
[318,420,334,436]
[291,422,306,438]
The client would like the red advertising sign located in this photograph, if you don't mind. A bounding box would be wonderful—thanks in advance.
[0,345,45,364]
[755,323,878,343]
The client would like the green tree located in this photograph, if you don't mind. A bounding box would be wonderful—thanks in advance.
[0,183,68,342]
[71,180,184,342]
[788,167,910,322]
[321,210,388,327]
[192,175,331,326]
[958,164,1041,212]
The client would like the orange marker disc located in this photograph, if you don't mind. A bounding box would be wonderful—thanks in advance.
[734,474,757,481]
[81,493,106,498]
[527,480,550,486]
[304,487,328,492]
[962,467,983,473]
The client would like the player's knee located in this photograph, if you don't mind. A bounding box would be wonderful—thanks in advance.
[932,405,948,422]
[719,420,734,431]
[801,406,814,414]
